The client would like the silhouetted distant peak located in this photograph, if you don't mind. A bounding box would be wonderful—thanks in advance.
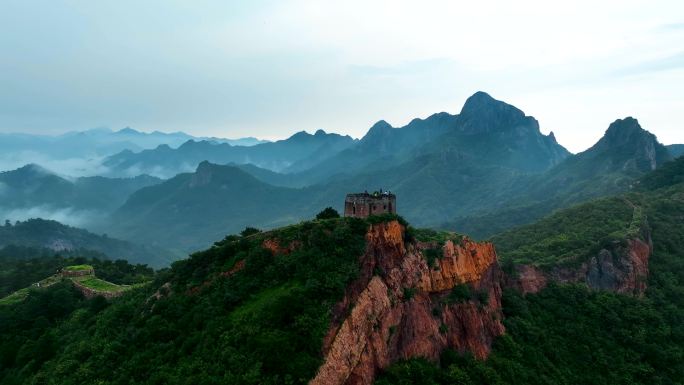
[195,160,212,171]
[15,163,52,176]
[117,127,139,135]
[595,117,666,153]
[460,91,524,118]
[314,129,327,136]
[155,143,173,150]
[463,91,496,107]
[602,117,645,144]
[456,92,535,137]
[587,117,670,171]
[371,120,392,130]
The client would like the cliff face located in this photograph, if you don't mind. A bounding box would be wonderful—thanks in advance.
[511,236,652,296]
[311,221,504,385]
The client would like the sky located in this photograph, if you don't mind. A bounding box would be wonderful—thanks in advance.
[0,0,682,153]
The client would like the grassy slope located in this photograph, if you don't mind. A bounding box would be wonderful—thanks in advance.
[64,264,93,271]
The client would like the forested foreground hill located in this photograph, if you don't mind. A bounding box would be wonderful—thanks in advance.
[0,158,683,385]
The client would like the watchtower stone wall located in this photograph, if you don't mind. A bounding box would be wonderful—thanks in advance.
[344,191,396,218]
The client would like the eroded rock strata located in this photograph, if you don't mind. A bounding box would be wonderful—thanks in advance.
[311,221,504,385]
[511,236,651,296]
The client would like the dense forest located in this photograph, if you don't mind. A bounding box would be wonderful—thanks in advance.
[0,158,683,384]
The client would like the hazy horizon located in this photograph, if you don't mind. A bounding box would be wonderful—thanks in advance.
[1,1,683,153]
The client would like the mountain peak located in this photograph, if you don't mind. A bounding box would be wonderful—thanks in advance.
[460,91,523,118]
[366,120,393,135]
[371,120,392,130]
[463,90,496,105]
[598,117,662,150]
[15,163,52,176]
[602,117,644,143]
[590,117,670,171]
[117,127,139,135]
[457,91,533,137]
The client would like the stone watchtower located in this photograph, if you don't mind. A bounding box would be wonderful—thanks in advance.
[344,190,396,218]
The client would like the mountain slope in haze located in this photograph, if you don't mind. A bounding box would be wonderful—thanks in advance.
[446,117,672,238]
[103,130,356,178]
[668,144,684,158]
[108,161,320,251]
[106,92,578,249]
[283,112,459,186]
[445,91,570,172]
[0,127,265,176]
[0,164,161,226]
[0,219,172,267]
[281,91,569,187]
[303,92,570,225]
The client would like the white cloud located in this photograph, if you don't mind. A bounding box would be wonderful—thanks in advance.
[0,152,110,177]
[0,0,682,152]
[0,206,103,228]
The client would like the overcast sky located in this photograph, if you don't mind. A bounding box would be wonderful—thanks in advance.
[0,0,682,152]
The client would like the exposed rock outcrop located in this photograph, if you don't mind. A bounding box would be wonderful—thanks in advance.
[511,236,652,296]
[311,221,504,385]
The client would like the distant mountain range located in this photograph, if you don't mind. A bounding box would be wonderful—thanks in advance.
[0,127,268,176]
[446,116,673,237]
[0,164,161,227]
[100,92,678,253]
[2,91,681,262]
[102,129,357,178]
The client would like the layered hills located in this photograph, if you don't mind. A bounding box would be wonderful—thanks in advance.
[445,116,673,237]
[103,129,356,178]
[101,93,676,254]
[0,164,161,220]
[2,152,684,384]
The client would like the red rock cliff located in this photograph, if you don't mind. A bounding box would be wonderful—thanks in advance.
[311,221,504,385]
[510,236,652,296]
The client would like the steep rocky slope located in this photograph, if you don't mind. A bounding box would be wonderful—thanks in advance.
[312,220,504,385]
[508,236,651,296]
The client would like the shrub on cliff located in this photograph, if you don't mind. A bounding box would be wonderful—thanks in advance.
[315,207,340,220]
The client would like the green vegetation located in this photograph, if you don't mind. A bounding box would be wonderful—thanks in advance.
[0,218,173,267]
[491,197,639,267]
[409,227,462,244]
[366,213,409,226]
[75,277,126,292]
[446,284,472,304]
[0,248,153,298]
[0,255,154,384]
[0,217,369,384]
[315,207,340,220]
[64,264,93,271]
[0,288,31,306]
